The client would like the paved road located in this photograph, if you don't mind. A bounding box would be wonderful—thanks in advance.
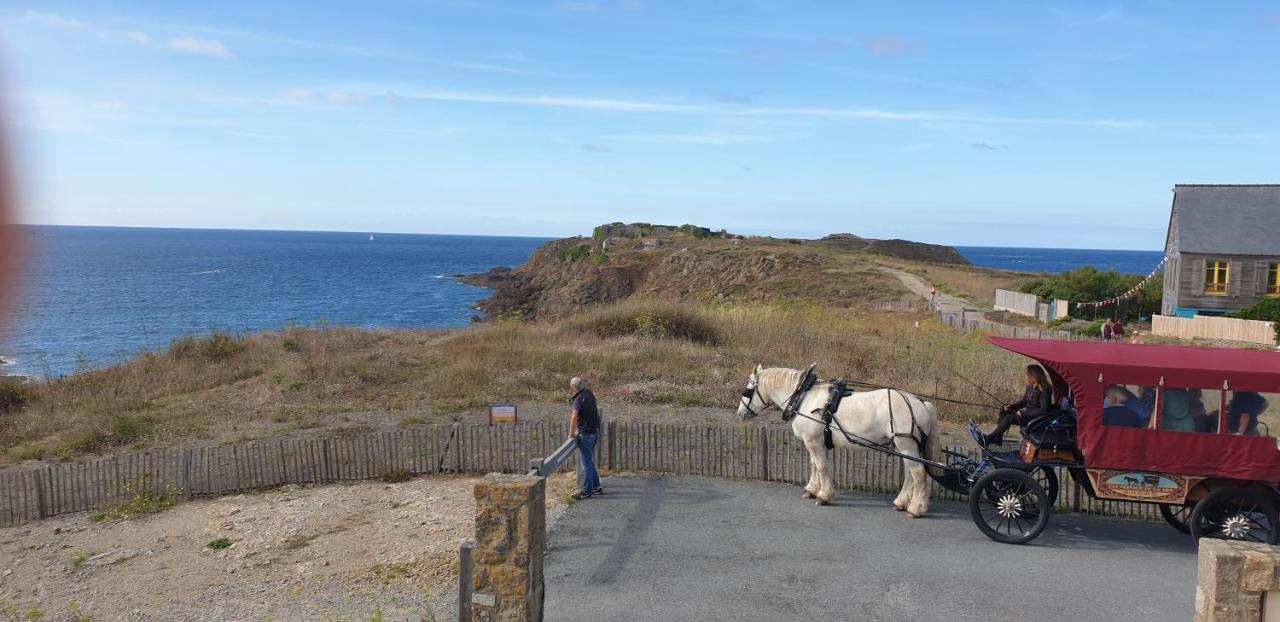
[545,475,1196,621]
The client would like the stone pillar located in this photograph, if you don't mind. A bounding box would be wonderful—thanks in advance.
[471,473,545,622]
[1196,539,1280,622]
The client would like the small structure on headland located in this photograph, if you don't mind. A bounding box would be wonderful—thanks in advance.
[1161,184,1280,318]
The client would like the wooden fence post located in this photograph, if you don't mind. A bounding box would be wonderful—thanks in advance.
[181,448,192,500]
[759,429,769,481]
[459,539,475,621]
[32,469,47,519]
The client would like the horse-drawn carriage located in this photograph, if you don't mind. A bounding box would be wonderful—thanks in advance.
[939,337,1280,545]
[738,335,1280,546]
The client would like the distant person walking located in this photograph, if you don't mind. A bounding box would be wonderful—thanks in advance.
[569,377,604,500]
[930,285,937,305]
[1102,319,1114,342]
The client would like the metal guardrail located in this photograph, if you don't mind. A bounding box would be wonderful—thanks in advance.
[527,437,578,477]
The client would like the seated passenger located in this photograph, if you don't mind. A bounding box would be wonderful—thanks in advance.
[1160,388,1197,432]
[1226,392,1269,436]
[1188,390,1212,433]
[1102,385,1142,427]
[982,365,1054,446]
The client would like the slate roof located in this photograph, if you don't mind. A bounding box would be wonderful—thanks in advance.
[1169,185,1280,255]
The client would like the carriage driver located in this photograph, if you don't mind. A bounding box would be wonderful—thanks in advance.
[981,365,1054,446]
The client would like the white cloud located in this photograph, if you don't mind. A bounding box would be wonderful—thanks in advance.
[24,10,84,29]
[393,88,1142,128]
[125,31,151,45]
[281,88,370,106]
[93,99,127,111]
[169,36,233,60]
[226,130,286,139]
[611,132,772,145]
[581,143,611,153]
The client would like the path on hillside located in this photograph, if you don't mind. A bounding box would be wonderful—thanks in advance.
[879,266,980,317]
[545,475,1194,621]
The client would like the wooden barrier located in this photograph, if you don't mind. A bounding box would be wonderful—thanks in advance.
[1151,314,1275,345]
[994,289,1039,317]
[0,420,1164,527]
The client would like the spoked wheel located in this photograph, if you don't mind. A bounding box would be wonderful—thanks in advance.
[1159,504,1192,535]
[970,468,1051,545]
[982,467,1058,508]
[1034,467,1059,509]
[1190,488,1280,544]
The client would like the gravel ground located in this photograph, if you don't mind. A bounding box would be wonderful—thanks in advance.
[0,473,575,621]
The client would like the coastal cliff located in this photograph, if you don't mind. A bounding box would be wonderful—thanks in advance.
[461,224,971,320]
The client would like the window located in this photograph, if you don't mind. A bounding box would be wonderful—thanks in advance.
[1222,391,1280,437]
[1204,260,1230,295]
[1102,384,1157,429]
[1101,383,1227,435]
[1269,263,1280,297]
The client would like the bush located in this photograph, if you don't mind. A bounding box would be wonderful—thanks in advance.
[1018,267,1162,321]
[171,332,245,362]
[581,304,720,345]
[1228,297,1280,341]
[559,244,591,263]
[0,378,27,415]
[206,537,232,550]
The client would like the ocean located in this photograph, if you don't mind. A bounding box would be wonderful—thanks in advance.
[0,227,1162,377]
[0,226,551,377]
[955,246,1164,276]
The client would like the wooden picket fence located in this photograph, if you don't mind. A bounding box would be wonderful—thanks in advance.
[0,420,1162,527]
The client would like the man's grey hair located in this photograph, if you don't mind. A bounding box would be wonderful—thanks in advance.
[570,377,587,390]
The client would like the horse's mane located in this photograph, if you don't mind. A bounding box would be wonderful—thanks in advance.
[758,367,808,395]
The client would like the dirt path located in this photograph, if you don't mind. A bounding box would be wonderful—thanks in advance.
[878,266,978,316]
[0,473,575,621]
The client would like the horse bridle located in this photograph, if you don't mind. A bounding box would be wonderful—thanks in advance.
[740,379,770,419]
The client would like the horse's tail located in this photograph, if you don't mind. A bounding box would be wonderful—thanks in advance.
[921,400,945,478]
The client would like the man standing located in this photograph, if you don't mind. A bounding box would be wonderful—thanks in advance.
[569,377,603,500]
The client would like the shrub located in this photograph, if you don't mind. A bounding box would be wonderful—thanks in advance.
[0,378,28,415]
[560,244,592,263]
[171,332,245,362]
[206,537,232,550]
[1228,297,1280,341]
[581,304,720,345]
[1018,268,1162,321]
[281,339,304,352]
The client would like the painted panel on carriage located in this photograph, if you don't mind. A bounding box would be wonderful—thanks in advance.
[1088,469,1202,503]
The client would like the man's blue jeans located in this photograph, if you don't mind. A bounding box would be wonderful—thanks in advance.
[576,432,601,494]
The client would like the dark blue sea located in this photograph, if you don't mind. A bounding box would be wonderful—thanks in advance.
[0,227,1163,377]
[1,226,551,377]
[955,246,1165,276]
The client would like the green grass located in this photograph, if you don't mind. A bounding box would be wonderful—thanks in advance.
[206,537,232,550]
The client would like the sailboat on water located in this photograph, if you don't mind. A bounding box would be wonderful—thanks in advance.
[369,234,375,241]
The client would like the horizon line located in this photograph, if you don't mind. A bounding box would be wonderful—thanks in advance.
[12,222,1161,253]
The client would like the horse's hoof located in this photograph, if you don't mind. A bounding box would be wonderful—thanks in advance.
[906,512,921,519]
[816,499,831,506]
[892,503,906,511]
[801,491,816,499]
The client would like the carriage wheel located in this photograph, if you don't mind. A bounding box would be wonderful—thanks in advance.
[970,468,1051,545]
[1190,488,1279,544]
[982,467,1057,508]
[1034,467,1059,509]
[1158,504,1192,535]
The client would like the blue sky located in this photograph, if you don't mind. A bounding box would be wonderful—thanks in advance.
[4,1,1279,248]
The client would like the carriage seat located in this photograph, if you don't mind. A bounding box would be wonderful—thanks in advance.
[1021,410,1077,452]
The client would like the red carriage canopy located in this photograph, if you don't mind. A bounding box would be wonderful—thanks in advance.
[987,337,1280,482]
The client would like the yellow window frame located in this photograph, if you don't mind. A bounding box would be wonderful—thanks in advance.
[1269,262,1280,297]
[1203,260,1229,295]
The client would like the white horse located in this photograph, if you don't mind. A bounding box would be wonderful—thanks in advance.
[737,365,943,517]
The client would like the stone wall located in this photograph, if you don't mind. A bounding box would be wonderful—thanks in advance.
[470,473,546,622]
[1196,539,1280,621]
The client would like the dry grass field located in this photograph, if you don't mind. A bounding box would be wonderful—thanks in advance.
[0,300,1027,465]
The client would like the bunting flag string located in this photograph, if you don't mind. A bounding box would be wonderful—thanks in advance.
[1071,256,1167,310]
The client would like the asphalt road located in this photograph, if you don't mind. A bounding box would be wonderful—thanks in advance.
[544,475,1197,621]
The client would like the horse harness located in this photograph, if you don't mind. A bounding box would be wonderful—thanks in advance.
[774,366,927,452]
